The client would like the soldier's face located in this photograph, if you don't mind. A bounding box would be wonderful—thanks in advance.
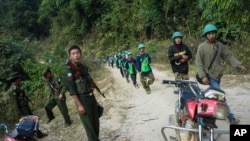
[45,73,53,79]
[69,49,81,63]
[14,77,21,84]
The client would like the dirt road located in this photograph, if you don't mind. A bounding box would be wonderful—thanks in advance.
[35,65,250,141]
[99,66,250,141]
[99,66,177,141]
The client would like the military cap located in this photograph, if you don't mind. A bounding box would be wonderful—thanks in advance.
[43,68,51,77]
[7,72,21,81]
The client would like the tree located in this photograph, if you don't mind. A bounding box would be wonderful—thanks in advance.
[2,0,49,39]
[198,0,250,40]
[39,0,106,39]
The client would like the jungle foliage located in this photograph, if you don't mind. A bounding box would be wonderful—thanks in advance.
[0,0,250,123]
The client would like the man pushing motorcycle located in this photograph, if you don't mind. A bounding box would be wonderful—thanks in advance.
[196,23,247,125]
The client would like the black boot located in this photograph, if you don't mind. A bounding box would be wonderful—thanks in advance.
[35,130,48,138]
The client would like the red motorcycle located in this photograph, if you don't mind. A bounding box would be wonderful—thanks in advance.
[161,79,229,141]
[0,115,40,141]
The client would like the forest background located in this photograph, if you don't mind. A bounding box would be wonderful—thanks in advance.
[0,0,250,130]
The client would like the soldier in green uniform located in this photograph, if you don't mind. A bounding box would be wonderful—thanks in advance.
[65,45,100,141]
[121,53,129,83]
[7,72,33,117]
[42,68,71,127]
[7,72,48,138]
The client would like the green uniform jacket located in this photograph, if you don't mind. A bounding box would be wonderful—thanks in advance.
[65,62,100,141]
[196,40,241,80]
[8,84,32,117]
[47,75,66,96]
[65,63,94,95]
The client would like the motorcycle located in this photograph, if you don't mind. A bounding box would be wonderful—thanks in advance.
[0,115,40,141]
[161,79,229,141]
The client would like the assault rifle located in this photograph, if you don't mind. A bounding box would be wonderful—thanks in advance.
[47,81,60,95]
[42,76,61,96]
[66,59,105,98]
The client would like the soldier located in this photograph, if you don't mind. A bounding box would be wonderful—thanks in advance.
[121,53,129,83]
[42,68,71,127]
[135,44,155,94]
[7,72,33,117]
[168,31,193,99]
[65,45,100,141]
[108,56,115,68]
[7,72,47,138]
[168,31,192,80]
[125,52,139,88]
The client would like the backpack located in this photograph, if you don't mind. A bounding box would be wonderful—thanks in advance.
[12,116,38,140]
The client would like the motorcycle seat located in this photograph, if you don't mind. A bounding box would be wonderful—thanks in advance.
[204,89,225,101]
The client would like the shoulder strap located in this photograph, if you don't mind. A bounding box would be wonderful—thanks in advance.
[208,45,219,70]
[139,54,147,63]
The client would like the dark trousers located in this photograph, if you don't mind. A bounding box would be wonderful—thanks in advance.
[44,95,71,124]
[130,73,137,86]
[20,106,33,116]
[124,70,129,82]
[78,95,100,141]
[119,68,124,77]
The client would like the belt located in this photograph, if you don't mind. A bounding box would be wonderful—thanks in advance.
[78,93,93,97]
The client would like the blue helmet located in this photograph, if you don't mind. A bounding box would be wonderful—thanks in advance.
[202,24,217,35]
[138,44,145,49]
[172,32,183,40]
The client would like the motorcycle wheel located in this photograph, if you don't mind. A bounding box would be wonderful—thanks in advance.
[179,119,197,141]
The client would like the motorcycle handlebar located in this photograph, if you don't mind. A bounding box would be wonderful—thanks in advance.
[162,79,196,86]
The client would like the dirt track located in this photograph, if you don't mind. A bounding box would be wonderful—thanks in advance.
[98,66,250,141]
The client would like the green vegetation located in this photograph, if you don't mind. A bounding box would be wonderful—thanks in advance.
[0,0,249,124]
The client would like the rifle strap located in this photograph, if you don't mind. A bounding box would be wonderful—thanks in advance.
[66,61,82,78]
[66,61,96,86]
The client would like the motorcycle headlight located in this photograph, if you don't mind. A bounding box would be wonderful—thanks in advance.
[216,104,227,120]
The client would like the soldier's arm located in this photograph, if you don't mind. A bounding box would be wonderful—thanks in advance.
[71,95,86,114]
[58,76,67,95]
